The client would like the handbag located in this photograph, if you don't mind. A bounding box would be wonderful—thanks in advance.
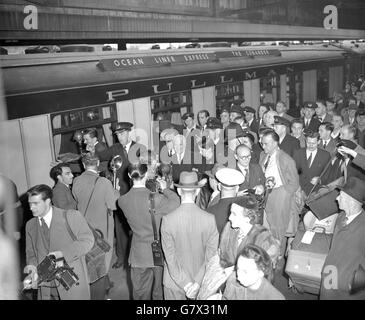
[149,193,164,267]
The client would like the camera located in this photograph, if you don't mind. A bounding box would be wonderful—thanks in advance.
[37,255,79,290]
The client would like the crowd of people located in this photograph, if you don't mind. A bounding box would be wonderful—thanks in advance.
[20,77,365,300]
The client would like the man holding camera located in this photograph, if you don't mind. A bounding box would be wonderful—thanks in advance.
[23,184,94,300]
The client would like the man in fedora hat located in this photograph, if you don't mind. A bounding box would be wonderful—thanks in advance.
[320,176,365,300]
[98,121,147,269]
[161,171,219,300]
[207,168,245,235]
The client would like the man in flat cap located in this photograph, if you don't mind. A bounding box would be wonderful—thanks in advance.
[244,106,260,135]
[161,171,218,300]
[273,116,300,158]
[207,168,244,235]
[320,177,365,300]
[98,121,147,269]
[302,101,321,133]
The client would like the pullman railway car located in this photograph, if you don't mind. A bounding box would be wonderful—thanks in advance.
[1,44,364,196]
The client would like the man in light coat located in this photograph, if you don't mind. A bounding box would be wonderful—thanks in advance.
[161,171,219,300]
[260,130,302,263]
[72,154,119,299]
[24,184,94,300]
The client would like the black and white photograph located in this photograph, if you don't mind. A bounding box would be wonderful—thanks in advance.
[0,0,365,308]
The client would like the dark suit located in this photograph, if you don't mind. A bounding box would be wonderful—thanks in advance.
[358,129,365,149]
[303,117,321,133]
[251,143,262,164]
[279,134,300,158]
[98,140,147,266]
[25,207,94,300]
[93,141,108,173]
[248,118,260,135]
[320,211,365,300]
[207,197,236,235]
[118,187,180,300]
[318,138,337,156]
[52,182,77,210]
[316,113,333,124]
[293,148,331,196]
[237,163,265,191]
[353,153,365,170]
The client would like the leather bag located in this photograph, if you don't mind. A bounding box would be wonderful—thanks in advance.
[149,193,164,267]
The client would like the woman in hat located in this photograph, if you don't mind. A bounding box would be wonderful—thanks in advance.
[217,195,280,298]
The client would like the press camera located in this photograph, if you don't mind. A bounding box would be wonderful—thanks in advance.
[37,254,79,290]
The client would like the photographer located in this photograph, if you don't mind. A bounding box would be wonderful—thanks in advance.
[23,185,94,300]
[118,162,180,300]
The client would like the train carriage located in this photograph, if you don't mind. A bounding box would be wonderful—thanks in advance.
[0,44,359,195]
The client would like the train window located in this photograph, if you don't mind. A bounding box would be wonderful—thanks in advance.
[260,72,280,104]
[317,67,329,100]
[50,104,117,160]
[215,82,244,116]
[150,91,192,124]
[286,72,303,109]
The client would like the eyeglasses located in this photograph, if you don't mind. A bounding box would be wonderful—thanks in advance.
[238,155,251,160]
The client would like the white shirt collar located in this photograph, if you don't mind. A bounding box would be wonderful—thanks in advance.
[346,210,363,225]
[177,151,185,163]
[306,148,318,158]
[87,168,99,174]
[322,138,331,144]
[38,207,53,228]
[125,140,133,153]
[238,163,249,173]
[132,184,145,189]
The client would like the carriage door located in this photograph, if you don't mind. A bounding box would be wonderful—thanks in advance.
[302,70,317,102]
[317,66,329,100]
[281,68,303,113]
[243,79,260,112]
[329,66,344,98]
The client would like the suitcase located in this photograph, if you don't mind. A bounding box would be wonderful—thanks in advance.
[285,227,332,295]
[285,250,327,295]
